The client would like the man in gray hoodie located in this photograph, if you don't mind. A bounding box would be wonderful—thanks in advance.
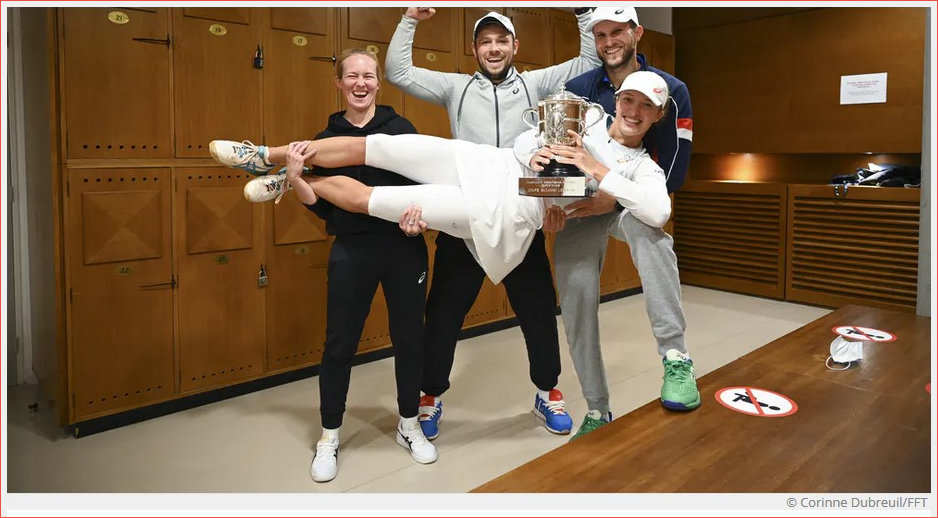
[386,7,601,440]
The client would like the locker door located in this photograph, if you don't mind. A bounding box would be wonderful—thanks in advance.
[67,168,174,420]
[264,8,338,145]
[508,8,551,70]
[62,8,171,159]
[403,7,457,138]
[173,8,262,157]
[176,168,266,392]
[551,8,582,64]
[639,30,675,75]
[342,7,405,116]
[265,192,330,372]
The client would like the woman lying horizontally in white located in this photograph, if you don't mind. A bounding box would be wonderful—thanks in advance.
[210,71,672,284]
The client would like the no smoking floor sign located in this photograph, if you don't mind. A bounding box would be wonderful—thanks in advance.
[715,386,798,417]
[831,326,896,342]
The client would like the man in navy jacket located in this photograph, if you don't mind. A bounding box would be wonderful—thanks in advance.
[551,7,699,441]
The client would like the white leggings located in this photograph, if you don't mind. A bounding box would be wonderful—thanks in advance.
[364,134,477,239]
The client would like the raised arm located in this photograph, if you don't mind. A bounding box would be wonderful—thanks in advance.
[385,8,462,105]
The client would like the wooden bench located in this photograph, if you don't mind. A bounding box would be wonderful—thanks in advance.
[474,304,931,492]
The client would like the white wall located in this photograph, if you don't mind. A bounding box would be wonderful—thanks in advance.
[917,12,932,317]
[7,7,56,385]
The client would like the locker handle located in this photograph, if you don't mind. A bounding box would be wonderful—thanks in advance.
[140,277,176,290]
[309,55,337,64]
[132,35,171,47]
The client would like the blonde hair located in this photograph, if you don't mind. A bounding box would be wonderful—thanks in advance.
[335,48,382,84]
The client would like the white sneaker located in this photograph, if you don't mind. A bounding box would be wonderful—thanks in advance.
[396,423,437,464]
[209,140,276,175]
[309,436,339,482]
[243,171,292,203]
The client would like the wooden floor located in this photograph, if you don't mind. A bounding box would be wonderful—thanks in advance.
[474,305,932,493]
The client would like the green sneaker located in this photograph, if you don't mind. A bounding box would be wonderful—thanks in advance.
[661,349,701,411]
[569,410,611,441]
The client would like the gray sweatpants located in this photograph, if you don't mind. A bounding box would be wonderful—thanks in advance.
[553,211,687,416]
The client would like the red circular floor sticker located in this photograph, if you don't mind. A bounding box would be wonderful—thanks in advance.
[715,386,798,417]
[831,325,896,342]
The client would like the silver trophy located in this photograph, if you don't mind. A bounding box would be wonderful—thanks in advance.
[519,89,604,197]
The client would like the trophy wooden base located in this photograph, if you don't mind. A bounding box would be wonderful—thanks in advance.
[518,177,589,197]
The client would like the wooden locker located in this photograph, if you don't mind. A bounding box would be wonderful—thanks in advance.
[551,8,582,64]
[173,8,262,157]
[264,8,338,145]
[62,8,172,159]
[508,8,551,70]
[265,192,330,372]
[66,168,175,420]
[175,168,266,392]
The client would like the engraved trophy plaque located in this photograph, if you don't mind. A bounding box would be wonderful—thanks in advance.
[519,89,604,197]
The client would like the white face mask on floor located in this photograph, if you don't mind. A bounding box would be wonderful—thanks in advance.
[826,336,864,370]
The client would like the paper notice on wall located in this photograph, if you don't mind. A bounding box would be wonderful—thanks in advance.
[840,73,887,105]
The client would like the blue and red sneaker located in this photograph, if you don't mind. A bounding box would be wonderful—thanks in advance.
[418,395,443,441]
[533,388,573,434]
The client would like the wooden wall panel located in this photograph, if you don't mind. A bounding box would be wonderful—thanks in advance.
[673,181,788,298]
[786,8,925,152]
[676,7,926,154]
[687,152,922,185]
[638,29,674,75]
[786,185,921,311]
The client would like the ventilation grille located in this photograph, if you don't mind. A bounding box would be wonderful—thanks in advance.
[788,190,920,310]
[673,184,787,298]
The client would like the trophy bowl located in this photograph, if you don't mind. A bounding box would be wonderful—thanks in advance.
[519,89,604,196]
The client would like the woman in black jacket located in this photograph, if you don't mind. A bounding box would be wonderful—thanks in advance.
[230,48,436,482]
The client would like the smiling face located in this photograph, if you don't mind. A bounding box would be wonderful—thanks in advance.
[471,25,519,83]
[335,53,380,113]
[591,20,643,73]
[611,89,664,147]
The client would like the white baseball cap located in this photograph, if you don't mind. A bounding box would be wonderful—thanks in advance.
[586,7,640,33]
[615,71,668,106]
[473,11,516,39]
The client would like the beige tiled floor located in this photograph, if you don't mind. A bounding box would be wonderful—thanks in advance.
[6,286,830,495]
